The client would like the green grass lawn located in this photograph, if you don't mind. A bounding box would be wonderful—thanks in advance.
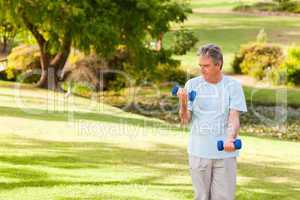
[243,85,300,107]
[0,81,299,199]
[166,0,300,73]
[2,2,300,198]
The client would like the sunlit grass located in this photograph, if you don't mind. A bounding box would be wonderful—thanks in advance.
[167,0,300,74]
[0,81,299,199]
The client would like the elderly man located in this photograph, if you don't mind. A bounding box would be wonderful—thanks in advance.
[177,44,247,200]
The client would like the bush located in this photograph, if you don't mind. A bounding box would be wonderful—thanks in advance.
[5,44,189,91]
[233,2,276,12]
[173,30,198,55]
[274,0,300,13]
[271,46,300,86]
[62,53,110,91]
[232,42,284,80]
[233,0,300,14]
[6,45,41,83]
[153,63,188,85]
[111,48,190,90]
[63,47,189,92]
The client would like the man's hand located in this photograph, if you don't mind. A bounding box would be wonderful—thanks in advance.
[177,88,188,105]
[224,137,235,152]
[224,110,241,152]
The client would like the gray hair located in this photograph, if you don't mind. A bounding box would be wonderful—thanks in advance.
[197,44,223,69]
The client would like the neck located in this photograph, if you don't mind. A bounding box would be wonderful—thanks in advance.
[206,73,223,84]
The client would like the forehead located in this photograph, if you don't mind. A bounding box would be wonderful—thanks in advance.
[198,55,213,65]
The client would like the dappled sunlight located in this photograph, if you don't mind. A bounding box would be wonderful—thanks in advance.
[1,0,300,199]
[1,73,300,199]
[0,129,299,199]
[0,133,191,199]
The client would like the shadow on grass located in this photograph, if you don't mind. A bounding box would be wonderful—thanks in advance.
[0,135,298,199]
[236,162,300,199]
[0,167,48,180]
[0,105,182,131]
[0,134,192,198]
[57,194,156,200]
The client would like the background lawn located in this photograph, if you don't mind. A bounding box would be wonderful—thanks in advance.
[165,0,300,73]
[0,81,299,200]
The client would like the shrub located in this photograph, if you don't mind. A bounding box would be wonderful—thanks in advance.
[6,45,41,83]
[271,46,300,86]
[62,53,109,91]
[153,63,188,85]
[232,42,284,80]
[274,0,300,13]
[233,2,276,12]
[233,0,300,14]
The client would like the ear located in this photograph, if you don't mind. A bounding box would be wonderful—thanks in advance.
[215,62,221,70]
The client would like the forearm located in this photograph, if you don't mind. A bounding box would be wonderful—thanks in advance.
[179,99,191,124]
[227,110,240,139]
[227,121,240,139]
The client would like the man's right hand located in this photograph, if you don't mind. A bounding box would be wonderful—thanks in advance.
[177,88,189,124]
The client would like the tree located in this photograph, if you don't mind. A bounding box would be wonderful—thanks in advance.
[2,0,117,89]
[151,1,191,51]
[110,0,191,81]
[2,0,191,89]
[0,7,17,55]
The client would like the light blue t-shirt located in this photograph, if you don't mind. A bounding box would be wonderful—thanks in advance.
[185,75,247,159]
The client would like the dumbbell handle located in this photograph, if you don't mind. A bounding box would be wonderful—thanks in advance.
[217,139,242,151]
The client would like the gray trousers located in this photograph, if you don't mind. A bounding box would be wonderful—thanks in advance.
[189,155,237,200]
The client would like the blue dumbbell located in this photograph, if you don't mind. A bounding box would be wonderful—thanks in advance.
[217,139,242,151]
[172,85,196,101]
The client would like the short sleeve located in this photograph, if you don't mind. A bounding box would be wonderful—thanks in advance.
[229,81,247,112]
[184,80,193,111]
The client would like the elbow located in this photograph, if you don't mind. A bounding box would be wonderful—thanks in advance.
[234,120,240,132]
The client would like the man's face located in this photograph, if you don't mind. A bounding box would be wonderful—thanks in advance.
[199,55,221,81]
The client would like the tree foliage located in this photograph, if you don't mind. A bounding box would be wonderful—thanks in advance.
[1,0,191,89]
[0,5,17,55]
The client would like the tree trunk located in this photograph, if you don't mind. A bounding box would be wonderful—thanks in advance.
[36,66,60,90]
[1,36,7,54]
[156,32,164,51]
[35,36,71,90]
[36,52,71,90]
[21,13,71,90]
[1,35,10,55]
[35,41,53,89]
